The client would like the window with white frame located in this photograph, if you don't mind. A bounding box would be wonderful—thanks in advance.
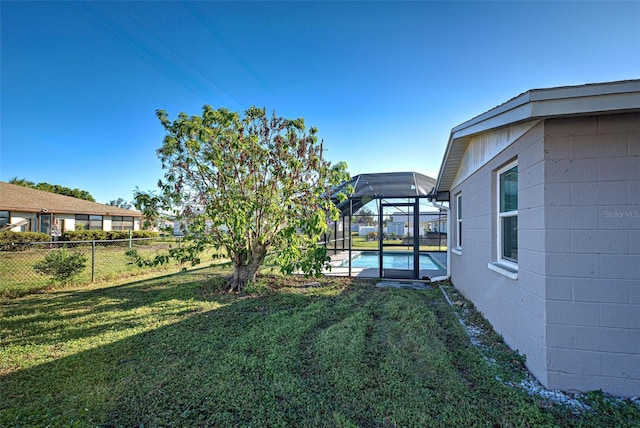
[497,161,518,265]
[456,193,462,249]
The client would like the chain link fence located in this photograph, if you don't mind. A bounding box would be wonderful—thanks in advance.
[0,237,200,297]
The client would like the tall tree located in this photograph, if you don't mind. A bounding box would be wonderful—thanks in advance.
[8,177,96,202]
[355,207,375,224]
[136,105,350,292]
[108,198,133,209]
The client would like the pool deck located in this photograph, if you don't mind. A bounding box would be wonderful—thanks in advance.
[324,250,448,281]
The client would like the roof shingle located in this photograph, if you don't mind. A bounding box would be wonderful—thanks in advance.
[0,182,143,217]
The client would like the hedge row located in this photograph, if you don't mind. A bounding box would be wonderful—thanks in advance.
[61,230,159,241]
[0,232,51,251]
[0,230,160,251]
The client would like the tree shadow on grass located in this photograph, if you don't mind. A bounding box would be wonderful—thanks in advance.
[0,267,237,349]
[0,278,356,427]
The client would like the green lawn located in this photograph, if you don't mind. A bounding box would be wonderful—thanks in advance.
[346,235,446,252]
[1,271,638,427]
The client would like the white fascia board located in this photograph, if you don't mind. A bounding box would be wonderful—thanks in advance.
[451,102,534,140]
[434,134,455,193]
[529,80,640,102]
[453,81,640,139]
[531,92,640,118]
[451,91,531,135]
[434,80,640,194]
[435,136,469,194]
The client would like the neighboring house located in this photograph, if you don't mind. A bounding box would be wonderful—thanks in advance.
[433,80,640,397]
[0,182,143,235]
[387,212,447,236]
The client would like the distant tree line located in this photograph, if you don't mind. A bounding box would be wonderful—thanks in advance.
[8,177,96,202]
[107,197,133,209]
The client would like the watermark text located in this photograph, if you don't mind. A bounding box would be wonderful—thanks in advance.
[603,210,639,218]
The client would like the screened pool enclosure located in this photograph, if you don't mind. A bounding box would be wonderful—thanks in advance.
[321,172,447,280]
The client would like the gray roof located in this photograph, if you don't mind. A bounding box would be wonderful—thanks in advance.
[0,182,142,217]
[331,172,436,214]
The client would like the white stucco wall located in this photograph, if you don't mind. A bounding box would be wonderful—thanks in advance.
[4,212,36,232]
[56,214,75,232]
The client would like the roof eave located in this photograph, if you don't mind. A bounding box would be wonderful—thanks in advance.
[1,205,143,217]
[435,80,640,193]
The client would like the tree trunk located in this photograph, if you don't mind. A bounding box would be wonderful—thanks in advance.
[228,244,267,292]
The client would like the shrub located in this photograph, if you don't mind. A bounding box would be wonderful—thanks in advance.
[106,231,130,240]
[366,231,378,241]
[132,230,160,238]
[61,230,94,241]
[33,248,88,283]
[0,231,51,251]
[61,230,159,241]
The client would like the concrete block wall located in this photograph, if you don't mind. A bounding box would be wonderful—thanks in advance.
[543,113,640,397]
[450,122,549,383]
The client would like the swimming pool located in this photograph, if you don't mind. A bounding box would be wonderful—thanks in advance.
[341,251,443,270]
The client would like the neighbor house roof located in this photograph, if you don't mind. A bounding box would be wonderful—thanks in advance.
[0,182,143,217]
[435,79,640,196]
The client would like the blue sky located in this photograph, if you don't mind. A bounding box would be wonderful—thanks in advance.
[2,1,639,204]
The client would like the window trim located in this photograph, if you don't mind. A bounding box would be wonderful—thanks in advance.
[455,193,462,250]
[496,160,518,270]
[488,261,518,279]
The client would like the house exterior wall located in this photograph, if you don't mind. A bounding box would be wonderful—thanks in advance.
[450,112,640,397]
[3,212,75,233]
[389,213,448,235]
[543,112,640,397]
[450,122,548,384]
[4,212,35,232]
[56,214,76,232]
[3,212,141,233]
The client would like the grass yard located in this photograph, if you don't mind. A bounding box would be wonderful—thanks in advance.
[1,271,639,427]
[0,242,225,299]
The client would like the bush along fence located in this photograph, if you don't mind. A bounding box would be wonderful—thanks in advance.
[0,235,189,298]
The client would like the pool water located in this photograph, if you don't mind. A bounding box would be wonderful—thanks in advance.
[343,251,443,270]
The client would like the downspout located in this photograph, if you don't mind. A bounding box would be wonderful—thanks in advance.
[430,199,450,281]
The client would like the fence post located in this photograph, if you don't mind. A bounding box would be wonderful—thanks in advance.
[128,230,132,249]
[91,240,96,282]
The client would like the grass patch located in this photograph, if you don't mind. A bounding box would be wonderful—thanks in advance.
[1,273,638,426]
[348,235,446,252]
[0,242,225,299]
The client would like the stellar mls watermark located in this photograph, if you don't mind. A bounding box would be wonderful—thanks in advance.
[603,210,639,218]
